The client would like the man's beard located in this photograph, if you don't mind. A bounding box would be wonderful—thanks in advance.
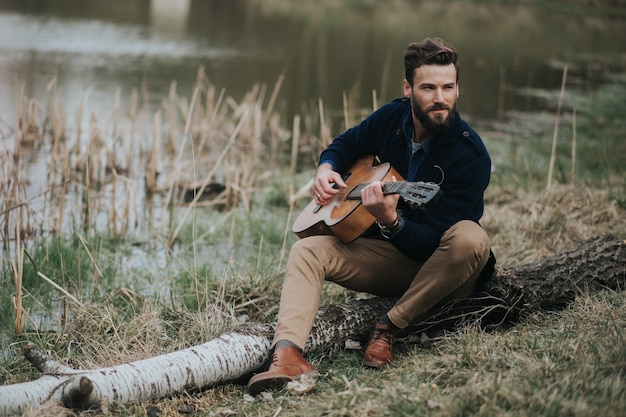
[411,95,456,133]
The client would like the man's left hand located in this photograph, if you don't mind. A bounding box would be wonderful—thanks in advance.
[360,180,400,225]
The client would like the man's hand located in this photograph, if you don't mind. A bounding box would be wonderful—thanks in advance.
[360,179,400,225]
[312,163,347,205]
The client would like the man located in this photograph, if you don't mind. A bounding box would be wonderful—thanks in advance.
[248,37,495,394]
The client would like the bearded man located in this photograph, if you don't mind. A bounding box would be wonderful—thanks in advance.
[248,37,495,394]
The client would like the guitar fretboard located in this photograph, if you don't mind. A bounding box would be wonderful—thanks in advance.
[382,182,403,194]
[347,182,402,199]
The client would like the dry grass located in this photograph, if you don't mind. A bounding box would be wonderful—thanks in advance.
[484,180,626,266]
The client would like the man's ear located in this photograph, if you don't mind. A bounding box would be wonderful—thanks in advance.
[403,79,412,98]
[456,85,460,99]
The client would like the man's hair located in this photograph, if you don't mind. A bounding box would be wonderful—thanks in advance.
[403,38,459,87]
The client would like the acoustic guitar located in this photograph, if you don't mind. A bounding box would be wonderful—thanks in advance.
[292,155,441,243]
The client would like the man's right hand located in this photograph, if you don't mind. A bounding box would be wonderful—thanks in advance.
[312,163,347,205]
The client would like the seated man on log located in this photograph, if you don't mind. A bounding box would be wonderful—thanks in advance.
[248,37,496,395]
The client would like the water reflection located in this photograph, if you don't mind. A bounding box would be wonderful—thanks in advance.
[0,0,624,135]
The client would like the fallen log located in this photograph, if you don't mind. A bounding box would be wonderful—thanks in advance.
[0,235,624,415]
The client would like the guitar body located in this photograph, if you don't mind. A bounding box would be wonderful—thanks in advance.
[292,155,402,243]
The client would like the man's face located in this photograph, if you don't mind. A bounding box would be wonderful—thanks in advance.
[404,63,459,133]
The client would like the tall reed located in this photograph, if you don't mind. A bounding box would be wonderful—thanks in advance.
[11,209,24,336]
[3,65,329,261]
[547,65,568,189]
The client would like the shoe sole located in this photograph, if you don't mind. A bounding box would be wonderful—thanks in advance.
[248,370,321,396]
[248,373,294,396]
[362,359,392,368]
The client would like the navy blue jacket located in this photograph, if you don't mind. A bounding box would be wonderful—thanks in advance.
[320,97,492,262]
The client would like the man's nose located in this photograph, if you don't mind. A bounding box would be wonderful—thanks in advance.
[434,88,445,102]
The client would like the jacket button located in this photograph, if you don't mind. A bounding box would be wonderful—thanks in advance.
[463,130,470,137]
[396,129,401,136]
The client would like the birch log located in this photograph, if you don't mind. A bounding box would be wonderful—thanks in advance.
[0,331,272,415]
[0,234,624,415]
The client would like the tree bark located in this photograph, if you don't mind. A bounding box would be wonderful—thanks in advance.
[0,235,624,415]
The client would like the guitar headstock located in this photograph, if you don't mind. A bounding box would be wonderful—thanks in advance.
[398,182,442,210]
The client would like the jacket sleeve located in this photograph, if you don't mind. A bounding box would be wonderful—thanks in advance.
[319,104,396,173]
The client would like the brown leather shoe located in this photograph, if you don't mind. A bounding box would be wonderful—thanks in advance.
[362,318,398,368]
[248,346,319,395]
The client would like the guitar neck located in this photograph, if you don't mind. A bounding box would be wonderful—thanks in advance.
[346,182,404,200]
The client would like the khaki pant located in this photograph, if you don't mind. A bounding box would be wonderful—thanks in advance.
[273,220,491,350]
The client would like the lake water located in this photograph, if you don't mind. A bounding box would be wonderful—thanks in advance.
[0,0,625,136]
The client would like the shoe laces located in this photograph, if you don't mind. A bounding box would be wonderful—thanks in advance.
[370,327,395,346]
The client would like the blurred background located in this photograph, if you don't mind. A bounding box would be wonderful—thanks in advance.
[0,0,625,134]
